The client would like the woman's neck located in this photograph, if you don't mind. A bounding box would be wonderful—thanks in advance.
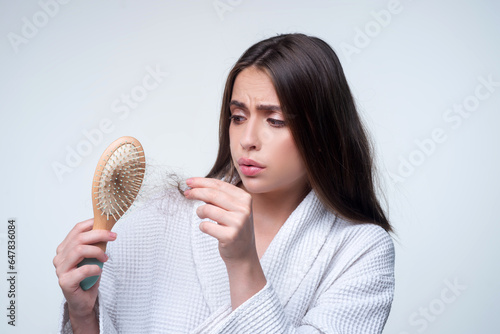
[241,181,310,258]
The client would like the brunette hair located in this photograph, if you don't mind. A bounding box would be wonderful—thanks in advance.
[207,33,393,233]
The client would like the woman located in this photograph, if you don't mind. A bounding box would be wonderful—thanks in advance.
[55,33,395,333]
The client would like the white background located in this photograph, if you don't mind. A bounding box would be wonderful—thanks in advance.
[1,0,499,333]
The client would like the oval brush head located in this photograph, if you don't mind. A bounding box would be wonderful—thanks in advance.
[78,136,146,290]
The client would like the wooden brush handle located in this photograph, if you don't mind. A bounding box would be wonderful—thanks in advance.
[91,210,117,253]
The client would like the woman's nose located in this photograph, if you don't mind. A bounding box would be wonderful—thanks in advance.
[239,119,261,151]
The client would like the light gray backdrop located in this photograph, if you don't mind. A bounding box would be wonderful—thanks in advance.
[1,0,499,333]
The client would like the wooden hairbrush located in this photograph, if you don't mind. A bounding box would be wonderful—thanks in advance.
[78,136,146,290]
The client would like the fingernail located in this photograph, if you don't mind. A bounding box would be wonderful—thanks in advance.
[184,189,191,197]
[109,232,117,239]
[186,178,192,186]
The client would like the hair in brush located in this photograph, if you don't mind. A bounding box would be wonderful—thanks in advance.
[79,136,146,290]
[93,139,145,221]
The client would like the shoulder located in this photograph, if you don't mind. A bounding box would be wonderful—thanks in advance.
[336,217,394,255]
[305,191,394,255]
[323,215,395,279]
[297,191,394,270]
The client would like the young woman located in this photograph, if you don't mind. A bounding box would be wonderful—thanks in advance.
[54,33,395,333]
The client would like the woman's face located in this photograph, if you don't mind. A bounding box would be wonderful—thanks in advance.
[229,66,308,196]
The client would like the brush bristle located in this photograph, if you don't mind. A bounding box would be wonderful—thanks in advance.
[94,142,145,220]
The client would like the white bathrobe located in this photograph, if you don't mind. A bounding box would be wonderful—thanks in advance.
[59,188,395,333]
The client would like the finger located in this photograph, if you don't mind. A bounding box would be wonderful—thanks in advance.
[56,245,108,276]
[186,187,239,211]
[57,219,94,254]
[59,265,103,292]
[199,220,233,242]
[62,229,116,258]
[77,229,118,246]
[186,177,233,192]
[196,204,237,226]
[55,229,115,270]
[56,230,115,271]
[69,219,95,238]
[187,187,252,217]
[187,177,247,199]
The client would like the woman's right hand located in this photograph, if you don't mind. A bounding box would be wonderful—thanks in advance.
[53,218,117,320]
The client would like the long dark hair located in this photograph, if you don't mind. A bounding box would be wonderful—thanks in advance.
[207,33,393,233]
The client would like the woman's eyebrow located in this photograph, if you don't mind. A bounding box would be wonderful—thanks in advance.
[229,100,281,112]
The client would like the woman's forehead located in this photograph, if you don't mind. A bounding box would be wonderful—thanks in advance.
[231,67,280,106]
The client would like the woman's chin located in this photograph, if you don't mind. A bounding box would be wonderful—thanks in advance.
[237,176,268,195]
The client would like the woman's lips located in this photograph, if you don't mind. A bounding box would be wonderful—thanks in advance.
[237,158,265,176]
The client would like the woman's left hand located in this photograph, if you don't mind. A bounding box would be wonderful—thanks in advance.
[184,177,267,309]
[184,177,257,265]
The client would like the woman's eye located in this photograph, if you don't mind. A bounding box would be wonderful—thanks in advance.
[268,118,286,128]
[229,115,245,124]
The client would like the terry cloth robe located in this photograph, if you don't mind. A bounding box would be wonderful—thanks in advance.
[59,188,395,333]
